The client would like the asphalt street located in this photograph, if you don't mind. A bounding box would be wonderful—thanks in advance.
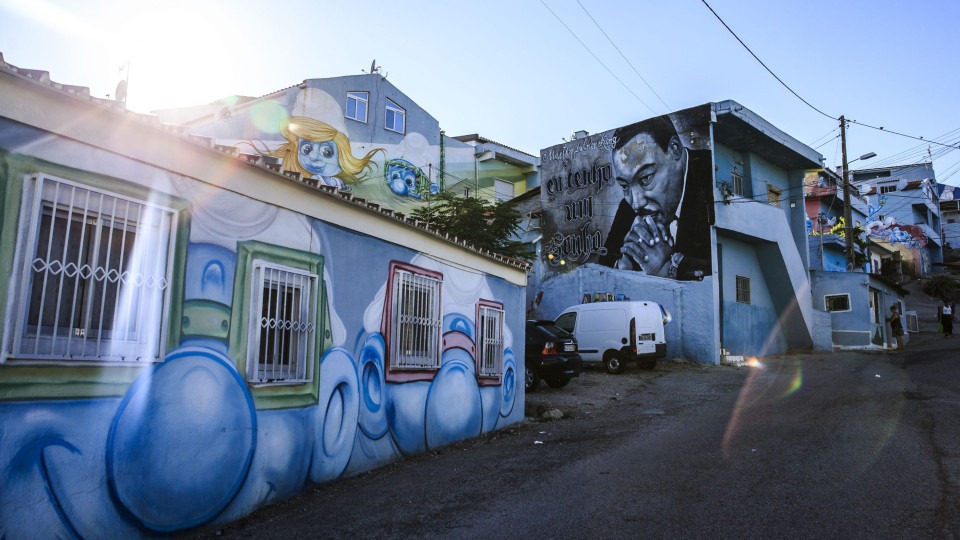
[190,294,960,539]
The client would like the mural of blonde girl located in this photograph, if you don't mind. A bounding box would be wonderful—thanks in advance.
[253,88,384,189]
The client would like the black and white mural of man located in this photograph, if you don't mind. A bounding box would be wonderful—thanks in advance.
[597,114,713,280]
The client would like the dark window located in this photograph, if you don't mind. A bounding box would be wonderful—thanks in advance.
[736,275,751,304]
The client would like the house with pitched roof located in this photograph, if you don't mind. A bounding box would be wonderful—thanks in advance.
[0,54,527,537]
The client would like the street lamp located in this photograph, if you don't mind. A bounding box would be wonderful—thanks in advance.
[840,114,876,272]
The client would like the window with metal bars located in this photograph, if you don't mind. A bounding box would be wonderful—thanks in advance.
[391,268,441,370]
[477,301,504,379]
[11,175,176,363]
[247,261,316,384]
[767,185,781,207]
[824,294,850,312]
[735,275,751,304]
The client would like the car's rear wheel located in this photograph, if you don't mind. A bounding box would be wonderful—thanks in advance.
[545,377,570,388]
[604,351,623,374]
[525,365,540,391]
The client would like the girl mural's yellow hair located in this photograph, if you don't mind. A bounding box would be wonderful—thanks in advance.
[269,116,384,185]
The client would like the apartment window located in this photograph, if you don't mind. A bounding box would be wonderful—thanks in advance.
[735,275,751,304]
[879,184,897,194]
[494,178,514,202]
[767,185,782,207]
[9,175,176,363]
[477,300,504,380]
[731,171,743,196]
[824,294,851,312]
[384,98,405,133]
[386,263,442,377]
[246,261,317,384]
[345,91,368,123]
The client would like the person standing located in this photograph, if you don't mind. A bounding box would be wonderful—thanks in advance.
[939,299,954,338]
[887,305,904,350]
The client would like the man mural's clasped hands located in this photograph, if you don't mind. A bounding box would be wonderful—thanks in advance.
[616,213,675,274]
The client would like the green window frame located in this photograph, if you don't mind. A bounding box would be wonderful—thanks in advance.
[0,162,188,402]
[229,240,329,410]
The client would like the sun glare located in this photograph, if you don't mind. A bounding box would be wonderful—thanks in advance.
[111,3,237,111]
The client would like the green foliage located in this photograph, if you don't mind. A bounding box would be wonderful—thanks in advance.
[411,192,531,261]
[829,217,868,266]
[922,275,958,300]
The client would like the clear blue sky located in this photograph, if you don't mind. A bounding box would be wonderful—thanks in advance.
[2,0,958,183]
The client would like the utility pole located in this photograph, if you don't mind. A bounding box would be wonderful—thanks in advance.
[841,115,854,271]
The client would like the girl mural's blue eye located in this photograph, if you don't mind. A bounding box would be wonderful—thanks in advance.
[321,145,334,159]
[404,173,416,188]
[300,142,313,155]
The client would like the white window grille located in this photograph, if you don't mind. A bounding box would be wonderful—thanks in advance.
[478,303,504,377]
[880,184,897,194]
[346,91,368,123]
[391,269,441,369]
[247,261,316,384]
[385,98,406,134]
[11,175,176,363]
[731,171,743,196]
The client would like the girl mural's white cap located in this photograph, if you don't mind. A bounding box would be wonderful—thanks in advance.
[291,87,347,134]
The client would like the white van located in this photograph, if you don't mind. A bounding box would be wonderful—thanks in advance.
[554,301,669,374]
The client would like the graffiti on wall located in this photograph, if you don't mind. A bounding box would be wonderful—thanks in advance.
[0,184,521,537]
[866,217,928,249]
[235,87,444,212]
[539,106,714,281]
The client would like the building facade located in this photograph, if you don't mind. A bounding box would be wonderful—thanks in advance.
[527,101,832,363]
[0,58,526,537]
[852,163,943,275]
[156,75,539,213]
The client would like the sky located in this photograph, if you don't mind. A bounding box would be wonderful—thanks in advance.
[1,0,959,183]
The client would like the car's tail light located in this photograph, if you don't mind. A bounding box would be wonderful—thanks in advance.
[542,342,558,355]
[630,317,636,353]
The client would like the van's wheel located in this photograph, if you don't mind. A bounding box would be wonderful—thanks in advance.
[603,351,624,374]
[637,358,658,370]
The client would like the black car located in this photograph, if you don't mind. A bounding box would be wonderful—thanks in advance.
[525,320,582,391]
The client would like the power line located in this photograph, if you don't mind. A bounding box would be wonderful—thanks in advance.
[700,0,960,155]
[538,0,658,117]
[699,0,835,121]
[575,0,671,113]
[849,119,960,150]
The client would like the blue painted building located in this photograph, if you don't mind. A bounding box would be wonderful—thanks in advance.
[852,163,943,275]
[801,164,911,350]
[0,56,527,537]
[528,101,831,363]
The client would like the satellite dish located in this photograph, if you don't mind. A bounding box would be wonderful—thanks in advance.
[115,79,127,103]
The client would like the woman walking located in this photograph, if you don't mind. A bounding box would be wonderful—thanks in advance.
[939,299,954,338]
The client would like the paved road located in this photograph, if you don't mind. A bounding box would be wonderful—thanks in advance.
[191,328,960,539]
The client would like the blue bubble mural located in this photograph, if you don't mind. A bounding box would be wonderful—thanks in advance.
[0,212,523,538]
